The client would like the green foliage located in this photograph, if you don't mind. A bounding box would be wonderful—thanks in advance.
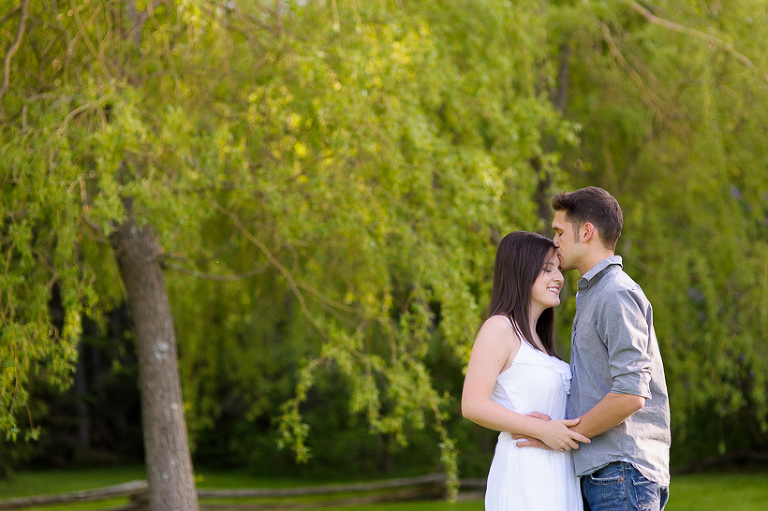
[548,0,768,463]
[166,1,573,485]
[1,0,571,482]
[155,0,572,482]
[0,0,219,443]
[1,130,85,440]
[3,468,768,511]
[5,0,765,480]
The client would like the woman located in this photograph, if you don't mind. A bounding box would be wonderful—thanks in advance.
[462,231,587,510]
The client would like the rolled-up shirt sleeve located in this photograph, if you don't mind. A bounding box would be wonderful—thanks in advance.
[568,256,671,485]
[598,288,653,399]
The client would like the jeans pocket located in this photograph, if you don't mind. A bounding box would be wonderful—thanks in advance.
[589,472,624,485]
[632,477,663,511]
[588,463,625,485]
[583,468,628,511]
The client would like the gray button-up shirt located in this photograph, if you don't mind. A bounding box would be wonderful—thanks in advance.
[567,256,671,486]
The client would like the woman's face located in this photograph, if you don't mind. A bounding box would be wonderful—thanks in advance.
[531,250,563,312]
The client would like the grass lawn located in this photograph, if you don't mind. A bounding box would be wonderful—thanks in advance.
[666,471,768,511]
[0,467,766,510]
[314,471,768,511]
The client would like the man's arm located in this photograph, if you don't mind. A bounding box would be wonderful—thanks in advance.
[519,285,653,448]
[569,392,645,438]
[572,286,651,437]
[516,392,644,448]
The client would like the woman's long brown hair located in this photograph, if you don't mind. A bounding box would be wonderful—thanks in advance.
[487,231,560,358]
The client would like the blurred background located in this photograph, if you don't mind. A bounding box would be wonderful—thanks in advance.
[1,0,767,490]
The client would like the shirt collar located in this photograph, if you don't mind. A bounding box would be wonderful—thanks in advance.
[578,255,623,290]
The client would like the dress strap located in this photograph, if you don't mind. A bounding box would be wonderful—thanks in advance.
[491,315,527,345]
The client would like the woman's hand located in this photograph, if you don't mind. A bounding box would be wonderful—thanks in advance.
[514,413,591,451]
[537,418,590,451]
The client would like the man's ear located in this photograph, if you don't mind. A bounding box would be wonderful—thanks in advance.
[582,222,595,242]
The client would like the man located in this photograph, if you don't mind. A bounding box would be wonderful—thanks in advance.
[520,186,671,510]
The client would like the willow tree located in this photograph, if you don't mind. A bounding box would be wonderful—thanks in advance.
[1,0,573,497]
[547,0,768,465]
[1,0,208,508]
[162,0,576,482]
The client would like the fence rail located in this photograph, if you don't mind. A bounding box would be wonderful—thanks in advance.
[0,474,485,510]
[0,481,148,510]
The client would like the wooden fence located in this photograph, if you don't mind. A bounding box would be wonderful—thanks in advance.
[0,474,486,510]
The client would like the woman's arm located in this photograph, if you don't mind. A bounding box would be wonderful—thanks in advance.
[461,317,589,451]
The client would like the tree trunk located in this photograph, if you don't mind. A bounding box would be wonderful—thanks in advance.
[110,216,198,511]
[74,346,90,448]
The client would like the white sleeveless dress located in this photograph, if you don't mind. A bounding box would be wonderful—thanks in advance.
[484,316,583,511]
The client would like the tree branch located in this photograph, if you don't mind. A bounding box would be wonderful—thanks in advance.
[599,21,666,120]
[125,0,166,50]
[629,1,768,85]
[0,0,30,122]
[212,202,364,326]
[161,259,270,282]
[551,42,570,113]
[68,0,103,71]
[213,201,315,323]
[0,3,21,27]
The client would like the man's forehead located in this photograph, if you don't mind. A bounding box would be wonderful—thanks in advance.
[551,211,569,228]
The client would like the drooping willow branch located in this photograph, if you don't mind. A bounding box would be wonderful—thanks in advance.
[599,21,667,121]
[161,259,271,282]
[212,200,322,332]
[0,0,30,122]
[630,1,768,86]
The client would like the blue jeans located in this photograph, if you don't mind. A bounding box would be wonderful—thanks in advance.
[581,462,669,511]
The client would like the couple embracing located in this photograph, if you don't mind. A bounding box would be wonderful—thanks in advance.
[462,187,671,511]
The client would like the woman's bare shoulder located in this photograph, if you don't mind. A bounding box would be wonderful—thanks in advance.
[477,315,521,343]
